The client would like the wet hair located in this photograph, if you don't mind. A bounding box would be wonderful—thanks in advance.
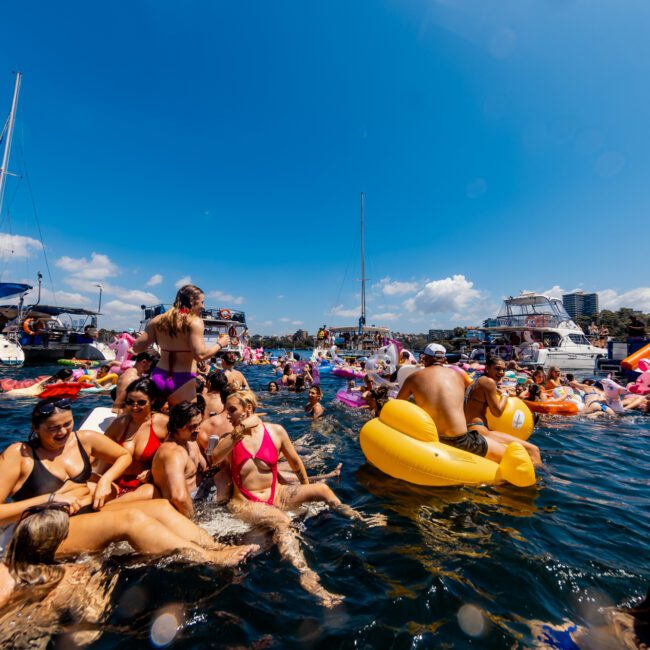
[134,350,160,365]
[283,363,293,375]
[195,394,206,415]
[225,389,258,412]
[294,376,305,392]
[125,377,159,403]
[30,397,74,435]
[267,381,279,392]
[528,384,542,401]
[309,386,322,398]
[167,401,203,437]
[623,588,650,645]
[195,376,206,395]
[158,284,204,336]
[566,373,575,382]
[6,507,69,588]
[207,371,229,397]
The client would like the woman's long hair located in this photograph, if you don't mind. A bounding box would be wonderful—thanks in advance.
[157,284,204,337]
[5,508,69,589]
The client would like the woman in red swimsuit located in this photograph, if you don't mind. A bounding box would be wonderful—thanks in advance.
[102,378,168,501]
[213,389,386,608]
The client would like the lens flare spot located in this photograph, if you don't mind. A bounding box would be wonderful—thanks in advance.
[457,604,485,637]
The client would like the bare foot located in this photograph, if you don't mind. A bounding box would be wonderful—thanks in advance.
[363,513,388,527]
[299,570,344,608]
[208,543,259,567]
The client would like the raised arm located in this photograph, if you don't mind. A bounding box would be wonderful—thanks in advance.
[482,377,508,417]
[188,319,230,361]
[132,319,156,354]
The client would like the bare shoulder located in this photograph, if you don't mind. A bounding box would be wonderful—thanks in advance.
[266,421,287,440]
[1,442,28,462]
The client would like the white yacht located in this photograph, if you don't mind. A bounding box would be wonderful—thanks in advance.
[476,292,606,371]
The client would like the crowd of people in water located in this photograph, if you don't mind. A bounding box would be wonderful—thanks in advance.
[0,283,648,647]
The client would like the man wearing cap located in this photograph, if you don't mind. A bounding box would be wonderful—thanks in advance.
[397,343,498,458]
[220,352,249,390]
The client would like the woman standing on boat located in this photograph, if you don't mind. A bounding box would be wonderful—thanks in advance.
[133,284,230,406]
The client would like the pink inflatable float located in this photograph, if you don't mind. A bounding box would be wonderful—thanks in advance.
[335,389,367,408]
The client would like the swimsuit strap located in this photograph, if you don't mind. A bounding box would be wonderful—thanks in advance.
[140,417,162,463]
[231,425,278,505]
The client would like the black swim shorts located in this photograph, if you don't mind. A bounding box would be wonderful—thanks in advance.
[438,430,488,457]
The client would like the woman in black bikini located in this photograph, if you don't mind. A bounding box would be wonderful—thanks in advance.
[0,398,256,565]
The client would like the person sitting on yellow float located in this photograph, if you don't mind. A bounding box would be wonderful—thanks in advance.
[464,356,542,466]
[76,365,119,388]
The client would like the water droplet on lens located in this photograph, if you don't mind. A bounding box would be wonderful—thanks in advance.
[457,603,485,637]
[150,605,185,647]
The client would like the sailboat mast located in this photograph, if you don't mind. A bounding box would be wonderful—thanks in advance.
[359,191,366,333]
[0,72,21,220]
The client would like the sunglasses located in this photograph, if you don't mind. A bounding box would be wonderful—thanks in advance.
[19,501,70,523]
[125,398,149,407]
[34,398,73,417]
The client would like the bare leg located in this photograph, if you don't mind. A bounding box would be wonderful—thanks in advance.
[278,463,343,485]
[276,484,386,527]
[481,429,543,467]
[229,499,343,608]
[102,498,250,557]
[59,508,255,566]
[112,483,155,503]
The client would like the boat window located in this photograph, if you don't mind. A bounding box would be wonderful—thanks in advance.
[541,333,560,347]
[568,333,589,345]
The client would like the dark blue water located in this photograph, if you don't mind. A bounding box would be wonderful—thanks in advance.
[1,359,648,648]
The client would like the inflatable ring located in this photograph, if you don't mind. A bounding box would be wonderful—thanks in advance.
[360,400,536,487]
[485,397,535,440]
[523,400,579,416]
[23,318,37,334]
[220,309,232,320]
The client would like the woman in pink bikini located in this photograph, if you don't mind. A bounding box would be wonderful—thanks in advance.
[132,284,230,406]
[212,389,386,608]
[101,378,168,501]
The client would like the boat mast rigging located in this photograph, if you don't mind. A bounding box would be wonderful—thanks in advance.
[358,191,367,335]
[0,71,21,223]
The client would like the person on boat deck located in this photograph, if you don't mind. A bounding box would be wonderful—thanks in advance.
[545,366,562,389]
[627,315,647,340]
[464,356,542,466]
[152,402,207,519]
[305,386,324,418]
[0,398,254,565]
[220,352,250,390]
[132,285,230,406]
[101,378,168,502]
[113,350,159,412]
[212,389,385,608]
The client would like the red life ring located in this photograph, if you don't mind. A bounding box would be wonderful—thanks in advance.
[23,318,38,334]
[220,309,232,320]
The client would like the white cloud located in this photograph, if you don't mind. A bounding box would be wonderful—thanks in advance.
[56,253,118,280]
[64,276,158,306]
[175,275,192,289]
[276,295,284,299]
[404,274,482,315]
[103,299,143,314]
[280,317,290,323]
[541,285,566,298]
[369,312,400,322]
[291,320,304,326]
[207,289,244,306]
[330,304,360,318]
[146,273,163,287]
[20,286,91,307]
[599,287,650,312]
[0,232,43,259]
[376,277,419,296]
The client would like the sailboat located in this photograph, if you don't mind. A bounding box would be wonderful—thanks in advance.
[320,193,392,356]
[0,72,114,364]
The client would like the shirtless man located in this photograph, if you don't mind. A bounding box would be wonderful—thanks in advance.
[220,352,250,390]
[464,356,542,466]
[113,350,159,412]
[396,343,495,458]
[198,372,231,450]
[152,402,207,518]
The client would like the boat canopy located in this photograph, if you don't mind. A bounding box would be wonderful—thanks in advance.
[485,293,575,330]
[0,282,31,300]
[329,326,390,334]
[0,304,100,319]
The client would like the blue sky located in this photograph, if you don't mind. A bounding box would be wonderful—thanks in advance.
[1,1,650,334]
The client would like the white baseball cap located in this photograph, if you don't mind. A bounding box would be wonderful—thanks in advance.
[423,343,447,357]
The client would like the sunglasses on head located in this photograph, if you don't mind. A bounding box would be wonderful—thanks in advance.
[34,398,73,417]
[19,501,71,523]
[125,398,149,407]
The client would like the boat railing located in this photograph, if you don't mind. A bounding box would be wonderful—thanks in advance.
[495,314,561,328]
